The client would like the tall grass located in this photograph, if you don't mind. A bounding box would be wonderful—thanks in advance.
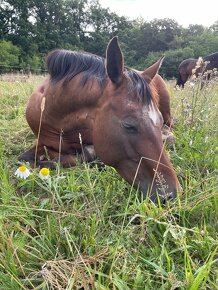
[0,75,217,289]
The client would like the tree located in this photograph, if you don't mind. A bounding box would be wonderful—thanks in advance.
[82,0,132,56]
[1,0,218,76]
[0,1,14,37]
[189,32,218,57]
[0,40,20,66]
[31,0,83,53]
[148,18,182,52]
[163,47,195,79]
[209,20,218,35]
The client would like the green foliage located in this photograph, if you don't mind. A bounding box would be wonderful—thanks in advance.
[0,40,20,66]
[162,47,195,78]
[189,32,218,57]
[210,20,218,34]
[1,0,218,75]
[133,46,195,78]
[24,55,42,69]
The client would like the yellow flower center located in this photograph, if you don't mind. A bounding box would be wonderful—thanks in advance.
[40,168,49,176]
[19,166,27,172]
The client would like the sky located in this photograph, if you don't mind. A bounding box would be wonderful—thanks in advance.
[99,0,218,28]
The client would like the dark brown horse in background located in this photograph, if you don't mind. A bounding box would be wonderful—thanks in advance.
[176,52,218,88]
[176,58,197,88]
[19,36,180,203]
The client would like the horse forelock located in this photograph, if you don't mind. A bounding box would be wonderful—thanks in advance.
[46,49,107,87]
[124,68,152,105]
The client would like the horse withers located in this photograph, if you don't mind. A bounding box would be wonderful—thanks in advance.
[19,36,180,203]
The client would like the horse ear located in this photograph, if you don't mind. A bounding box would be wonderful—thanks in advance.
[142,55,165,83]
[106,36,124,85]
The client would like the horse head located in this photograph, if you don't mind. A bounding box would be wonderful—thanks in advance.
[93,37,180,203]
[20,36,180,203]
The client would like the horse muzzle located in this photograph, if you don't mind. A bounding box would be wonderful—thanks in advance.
[140,182,182,204]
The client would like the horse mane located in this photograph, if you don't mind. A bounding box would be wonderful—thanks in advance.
[124,68,152,105]
[46,49,152,104]
[46,49,107,87]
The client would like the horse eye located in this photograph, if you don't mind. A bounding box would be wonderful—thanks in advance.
[122,121,138,133]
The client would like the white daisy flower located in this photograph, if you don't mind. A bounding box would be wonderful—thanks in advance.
[15,166,30,179]
[39,168,50,180]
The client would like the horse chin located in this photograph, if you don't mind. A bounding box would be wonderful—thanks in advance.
[139,183,178,204]
[115,162,180,204]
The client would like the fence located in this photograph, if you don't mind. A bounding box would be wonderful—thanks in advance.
[0,64,47,82]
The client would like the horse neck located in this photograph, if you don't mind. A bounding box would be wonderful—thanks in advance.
[46,77,105,115]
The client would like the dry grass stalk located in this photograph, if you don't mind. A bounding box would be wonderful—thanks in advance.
[34,96,46,167]
[37,248,108,290]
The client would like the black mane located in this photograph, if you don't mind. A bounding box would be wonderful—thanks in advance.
[46,49,152,104]
[46,49,107,87]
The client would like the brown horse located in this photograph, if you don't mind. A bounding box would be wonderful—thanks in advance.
[176,52,218,88]
[176,58,197,88]
[19,36,180,203]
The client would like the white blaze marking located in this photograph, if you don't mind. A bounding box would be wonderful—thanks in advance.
[147,101,162,126]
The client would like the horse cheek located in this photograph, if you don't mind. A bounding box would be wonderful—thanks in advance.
[92,116,121,166]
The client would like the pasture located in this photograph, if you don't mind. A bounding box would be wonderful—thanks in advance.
[0,75,217,289]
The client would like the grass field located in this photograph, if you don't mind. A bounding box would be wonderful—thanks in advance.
[0,75,217,290]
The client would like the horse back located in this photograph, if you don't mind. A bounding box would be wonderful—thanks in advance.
[204,52,218,69]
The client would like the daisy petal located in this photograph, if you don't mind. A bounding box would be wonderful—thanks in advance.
[15,166,30,179]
